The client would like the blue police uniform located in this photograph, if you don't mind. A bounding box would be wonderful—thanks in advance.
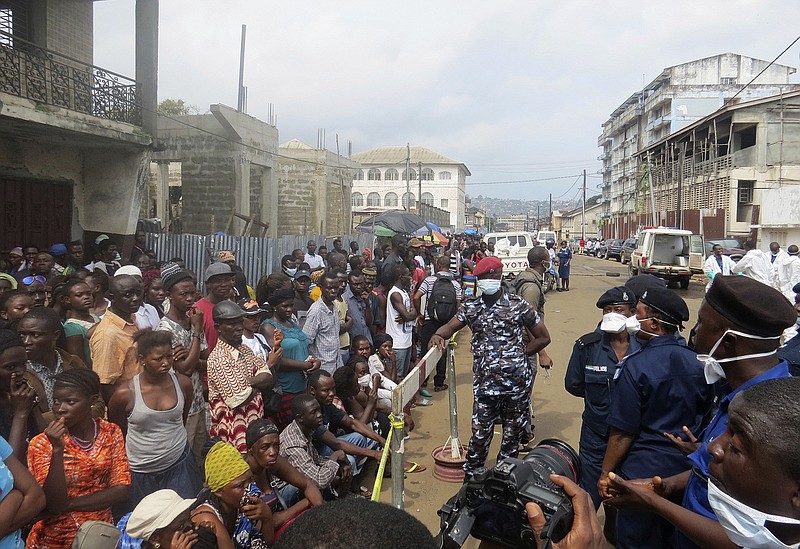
[565,328,641,508]
[675,361,792,549]
[608,334,715,549]
[777,334,800,376]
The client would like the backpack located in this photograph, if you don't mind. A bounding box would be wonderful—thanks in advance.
[427,275,458,322]
[512,275,545,314]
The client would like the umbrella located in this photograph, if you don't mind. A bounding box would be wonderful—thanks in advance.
[463,227,478,235]
[425,221,443,233]
[431,230,449,244]
[357,225,396,237]
[356,210,427,234]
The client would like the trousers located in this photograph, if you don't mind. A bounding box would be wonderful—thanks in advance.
[465,391,530,476]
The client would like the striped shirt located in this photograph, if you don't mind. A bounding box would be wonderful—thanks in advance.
[303,298,343,373]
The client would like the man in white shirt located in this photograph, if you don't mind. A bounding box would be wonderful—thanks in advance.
[703,244,736,291]
[304,240,326,272]
[115,265,160,329]
[777,244,800,301]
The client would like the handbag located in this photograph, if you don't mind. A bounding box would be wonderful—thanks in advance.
[72,520,121,549]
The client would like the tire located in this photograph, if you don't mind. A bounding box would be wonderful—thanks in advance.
[629,265,638,276]
[680,278,690,289]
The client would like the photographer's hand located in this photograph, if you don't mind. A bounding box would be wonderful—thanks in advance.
[526,475,604,549]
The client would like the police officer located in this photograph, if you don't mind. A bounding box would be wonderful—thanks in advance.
[429,256,551,477]
[565,287,640,510]
[599,287,714,549]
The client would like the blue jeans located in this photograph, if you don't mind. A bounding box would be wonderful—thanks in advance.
[394,346,412,378]
[317,432,379,475]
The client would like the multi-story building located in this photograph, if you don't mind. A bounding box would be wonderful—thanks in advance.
[349,146,469,231]
[612,91,800,248]
[0,0,158,251]
[598,53,800,239]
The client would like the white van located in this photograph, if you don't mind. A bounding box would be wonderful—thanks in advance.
[536,230,557,245]
[484,232,535,278]
[629,228,704,288]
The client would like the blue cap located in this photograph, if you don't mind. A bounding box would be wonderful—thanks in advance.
[49,243,67,257]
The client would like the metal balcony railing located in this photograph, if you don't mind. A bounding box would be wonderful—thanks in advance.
[0,31,141,125]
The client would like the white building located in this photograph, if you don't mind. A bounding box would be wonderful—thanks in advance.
[349,146,469,231]
[598,53,800,238]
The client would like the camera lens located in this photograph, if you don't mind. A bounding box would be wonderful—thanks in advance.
[522,438,581,486]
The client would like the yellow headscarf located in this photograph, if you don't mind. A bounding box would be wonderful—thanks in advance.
[204,441,250,492]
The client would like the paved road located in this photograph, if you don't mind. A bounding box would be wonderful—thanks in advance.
[371,253,708,547]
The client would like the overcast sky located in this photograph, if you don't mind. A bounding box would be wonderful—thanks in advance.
[95,1,800,202]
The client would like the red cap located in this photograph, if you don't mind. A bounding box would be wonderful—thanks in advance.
[473,256,503,276]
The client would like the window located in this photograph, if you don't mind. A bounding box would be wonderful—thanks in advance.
[352,192,364,207]
[518,235,528,247]
[402,192,416,209]
[440,198,449,208]
[402,169,417,181]
[367,168,381,181]
[439,171,451,180]
[738,180,754,204]
[421,192,434,205]
[420,168,434,181]
[385,168,399,181]
[721,77,737,85]
[384,192,398,207]
[367,192,381,207]
[354,170,364,181]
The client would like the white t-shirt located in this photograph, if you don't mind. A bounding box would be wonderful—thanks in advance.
[242,333,270,363]
[386,286,413,349]
[304,253,325,270]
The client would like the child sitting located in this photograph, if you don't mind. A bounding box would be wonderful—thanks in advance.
[352,356,395,410]
[368,334,397,382]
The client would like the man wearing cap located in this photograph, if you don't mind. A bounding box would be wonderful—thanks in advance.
[89,274,142,402]
[598,287,714,549]
[194,262,235,352]
[603,276,798,549]
[48,244,68,274]
[207,301,275,453]
[7,247,24,277]
[304,240,325,272]
[430,256,551,478]
[114,265,159,330]
[291,269,314,330]
[565,287,640,512]
[157,263,209,465]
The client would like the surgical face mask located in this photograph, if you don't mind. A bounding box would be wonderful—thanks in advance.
[601,312,628,334]
[357,374,371,388]
[696,329,780,384]
[477,279,502,295]
[285,268,297,277]
[707,479,800,549]
[625,315,642,335]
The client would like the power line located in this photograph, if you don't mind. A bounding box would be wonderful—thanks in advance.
[723,34,800,107]
[465,174,583,186]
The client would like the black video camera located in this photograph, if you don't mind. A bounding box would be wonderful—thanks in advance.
[435,439,581,549]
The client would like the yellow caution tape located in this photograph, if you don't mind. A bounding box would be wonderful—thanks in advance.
[371,414,405,502]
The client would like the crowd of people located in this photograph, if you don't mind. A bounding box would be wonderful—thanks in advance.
[1,229,799,549]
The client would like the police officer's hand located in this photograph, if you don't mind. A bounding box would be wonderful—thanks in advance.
[526,475,604,549]
[429,334,446,351]
[604,472,667,511]
[663,426,700,456]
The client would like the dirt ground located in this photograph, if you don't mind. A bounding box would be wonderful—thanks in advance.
[370,253,708,547]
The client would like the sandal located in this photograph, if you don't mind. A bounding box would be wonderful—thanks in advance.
[420,389,433,398]
[404,461,427,474]
[351,485,372,498]
[434,384,449,392]
[413,398,432,407]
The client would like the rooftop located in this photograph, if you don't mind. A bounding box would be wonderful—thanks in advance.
[350,146,471,175]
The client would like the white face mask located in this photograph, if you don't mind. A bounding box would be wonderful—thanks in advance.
[285,268,297,277]
[707,479,800,549]
[357,374,371,388]
[477,279,502,295]
[625,315,642,335]
[601,312,629,334]
[696,329,780,384]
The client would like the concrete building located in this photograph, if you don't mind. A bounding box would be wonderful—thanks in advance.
[0,0,158,251]
[465,206,486,230]
[152,105,279,236]
[625,91,800,247]
[598,53,800,239]
[557,202,604,241]
[349,146,469,231]
[277,139,360,237]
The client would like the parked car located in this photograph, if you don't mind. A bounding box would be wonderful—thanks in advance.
[704,239,746,262]
[621,237,638,264]
[599,239,624,261]
[630,228,705,288]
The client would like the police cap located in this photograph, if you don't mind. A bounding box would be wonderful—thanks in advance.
[473,256,503,277]
[706,275,795,337]
[624,274,667,300]
[596,286,636,309]
[639,287,690,326]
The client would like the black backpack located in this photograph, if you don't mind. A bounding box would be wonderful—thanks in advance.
[427,275,458,322]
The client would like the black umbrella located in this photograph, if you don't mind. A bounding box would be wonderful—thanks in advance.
[356,210,427,234]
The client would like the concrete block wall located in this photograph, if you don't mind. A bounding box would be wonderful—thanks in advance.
[277,160,318,236]
[47,0,93,65]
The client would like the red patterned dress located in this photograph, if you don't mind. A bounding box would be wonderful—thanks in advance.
[207,340,266,453]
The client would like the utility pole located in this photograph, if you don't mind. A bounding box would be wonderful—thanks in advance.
[581,169,586,241]
[536,203,540,232]
[405,143,411,211]
[549,193,552,230]
[646,152,657,226]
[417,160,423,213]
[677,141,686,229]
[237,24,247,112]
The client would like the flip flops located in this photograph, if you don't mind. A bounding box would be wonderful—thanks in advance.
[420,389,433,398]
[405,461,427,474]
[413,398,432,407]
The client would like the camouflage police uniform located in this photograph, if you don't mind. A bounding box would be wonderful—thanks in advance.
[457,289,541,476]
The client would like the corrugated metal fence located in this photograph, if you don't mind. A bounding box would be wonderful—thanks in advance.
[145,233,375,288]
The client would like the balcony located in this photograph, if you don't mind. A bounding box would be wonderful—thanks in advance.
[0,31,142,126]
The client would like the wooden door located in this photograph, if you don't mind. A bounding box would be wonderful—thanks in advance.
[1,178,73,251]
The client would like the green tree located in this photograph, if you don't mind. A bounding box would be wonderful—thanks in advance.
[157,99,200,116]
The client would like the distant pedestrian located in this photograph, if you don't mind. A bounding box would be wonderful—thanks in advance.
[557,240,572,292]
